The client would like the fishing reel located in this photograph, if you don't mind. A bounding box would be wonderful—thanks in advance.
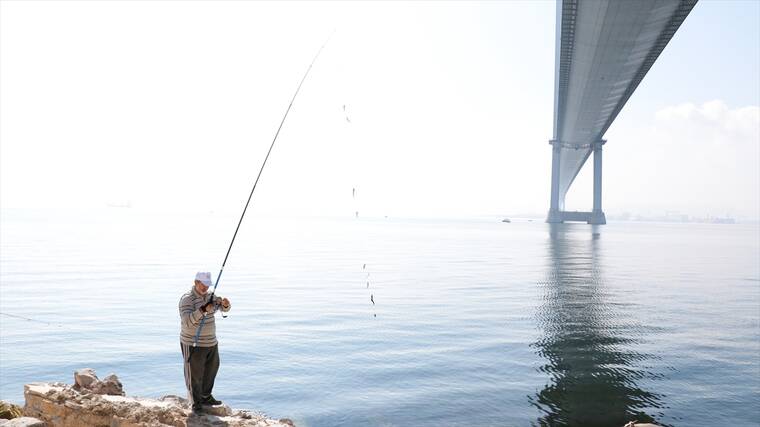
[202,294,228,319]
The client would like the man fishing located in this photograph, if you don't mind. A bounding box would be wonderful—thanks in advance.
[173,33,328,417]
[179,271,231,414]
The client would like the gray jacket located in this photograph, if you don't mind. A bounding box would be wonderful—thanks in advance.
[178,286,231,346]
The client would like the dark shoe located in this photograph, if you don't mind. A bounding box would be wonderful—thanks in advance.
[191,404,204,415]
[202,395,223,406]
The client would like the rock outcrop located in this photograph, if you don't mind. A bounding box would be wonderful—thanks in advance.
[18,369,294,427]
[73,369,124,396]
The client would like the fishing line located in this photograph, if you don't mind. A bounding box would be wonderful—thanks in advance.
[0,312,65,328]
[192,32,334,347]
[362,263,375,317]
[345,105,376,317]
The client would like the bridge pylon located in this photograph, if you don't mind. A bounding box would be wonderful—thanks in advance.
[546,139,607,225]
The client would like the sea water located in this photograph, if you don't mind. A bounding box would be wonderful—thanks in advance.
[1,209,758,426]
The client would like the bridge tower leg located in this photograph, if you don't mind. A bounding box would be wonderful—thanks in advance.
[546,139,563,223]
[589,139,607,224]
[545,139,607,224]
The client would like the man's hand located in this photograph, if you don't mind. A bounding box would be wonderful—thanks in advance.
[221,298,230,309]
[201,301,215,314]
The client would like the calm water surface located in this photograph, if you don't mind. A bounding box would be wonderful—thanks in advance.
[1,209,758,426]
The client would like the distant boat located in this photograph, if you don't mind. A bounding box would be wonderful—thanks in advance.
[106,201,132,208]
[710,217,736,224]
[501,218,511,223]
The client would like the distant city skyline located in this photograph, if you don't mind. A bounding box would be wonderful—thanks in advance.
[1,1,758,219]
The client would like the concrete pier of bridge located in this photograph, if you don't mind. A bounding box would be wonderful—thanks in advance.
[547,139,606,225]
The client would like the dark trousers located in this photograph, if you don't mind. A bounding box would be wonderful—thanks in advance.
[180,343,220,406]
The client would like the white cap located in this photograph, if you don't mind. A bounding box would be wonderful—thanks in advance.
[195,271,212,287]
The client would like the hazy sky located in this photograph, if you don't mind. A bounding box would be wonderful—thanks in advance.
[1,1,758,219]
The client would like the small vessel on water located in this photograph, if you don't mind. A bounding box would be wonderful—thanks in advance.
[501,218,511,223]
[106,200,132,209]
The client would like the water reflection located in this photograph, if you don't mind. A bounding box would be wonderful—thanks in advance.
[530,224,664,426]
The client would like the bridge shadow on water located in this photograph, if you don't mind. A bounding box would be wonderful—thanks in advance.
[529,224,666,427]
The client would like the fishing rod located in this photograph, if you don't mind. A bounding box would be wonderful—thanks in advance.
[192,33,334,348]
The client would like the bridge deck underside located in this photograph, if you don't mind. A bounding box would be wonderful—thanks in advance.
[553,0,696,205]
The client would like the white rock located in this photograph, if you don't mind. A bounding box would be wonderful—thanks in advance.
[26,380,295,426]
[1,417,45,427]
[158,394,189,407]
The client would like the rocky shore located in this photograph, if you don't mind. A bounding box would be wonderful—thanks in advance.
[0,369,664,427]
[0,369,294,427]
